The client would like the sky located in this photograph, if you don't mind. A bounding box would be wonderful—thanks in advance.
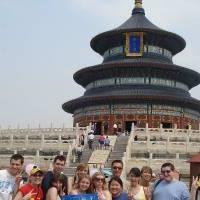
[0,0,200,129]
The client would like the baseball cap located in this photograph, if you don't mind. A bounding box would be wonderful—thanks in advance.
[30,166,43,176]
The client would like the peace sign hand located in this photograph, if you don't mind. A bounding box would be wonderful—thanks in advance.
[22,189,37,200]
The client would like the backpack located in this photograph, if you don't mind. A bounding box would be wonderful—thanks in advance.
[152,179,163,200]
[154,179,163,190]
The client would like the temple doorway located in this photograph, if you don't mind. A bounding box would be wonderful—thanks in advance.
[125,121,137,133]
[94,122,102,135]
[162,122,172,129]
[103,122,109,134]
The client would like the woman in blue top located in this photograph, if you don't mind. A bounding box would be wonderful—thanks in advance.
[109,176,128,200]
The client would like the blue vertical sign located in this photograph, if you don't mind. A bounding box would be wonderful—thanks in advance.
[126,32,143,57]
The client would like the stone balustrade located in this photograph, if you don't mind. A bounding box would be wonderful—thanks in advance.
[0,125,88,151]
[0,124,88,169]
[132,138,200,154]
[0,135,73,151]
[0,126,87,135]
[132,124,200,154]
[121,123,200,182]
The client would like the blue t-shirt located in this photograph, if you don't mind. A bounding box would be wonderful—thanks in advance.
[41,171,54,200]
[152,179,189,200]
[113,192,128,200]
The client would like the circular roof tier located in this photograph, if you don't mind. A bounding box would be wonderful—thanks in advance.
[62,95,200,114]
[84,85,190,99]
[73,61,200,89]
[90,3,186,56]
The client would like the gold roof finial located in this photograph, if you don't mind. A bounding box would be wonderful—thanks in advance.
[135,0,143,8]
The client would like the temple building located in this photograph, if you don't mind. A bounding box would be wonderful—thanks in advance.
[62,0,200,134]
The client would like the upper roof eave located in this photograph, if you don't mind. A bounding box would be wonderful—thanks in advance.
[90,26,186,55]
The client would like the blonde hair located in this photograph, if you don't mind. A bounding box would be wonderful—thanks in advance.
[91,172,107,191]
[73,163,89,186]
[140,166,152,187]
[141,166,152,175]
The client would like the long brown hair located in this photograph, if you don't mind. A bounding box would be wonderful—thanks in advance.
[50,174,68,195]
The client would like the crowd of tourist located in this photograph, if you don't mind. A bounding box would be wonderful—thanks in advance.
[0,153,200,200]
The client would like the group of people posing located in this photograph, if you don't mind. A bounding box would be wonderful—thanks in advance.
[0,153,199,200]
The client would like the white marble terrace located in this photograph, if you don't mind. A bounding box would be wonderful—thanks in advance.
[0,123,89,168]
[122,123,200,181]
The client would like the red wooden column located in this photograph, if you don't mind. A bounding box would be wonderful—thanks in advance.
[188,153,200,188]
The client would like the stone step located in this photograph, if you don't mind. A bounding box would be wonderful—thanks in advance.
[112,150,126,153]
[63,167,76,176]
[67,135,117,169]
[113,148,126,151]
[116,143,128,145]
[88,150,110,164]
[109,154,124,159]
[114,145,127,147]
[105,136,129,168]
[112,148,127,152]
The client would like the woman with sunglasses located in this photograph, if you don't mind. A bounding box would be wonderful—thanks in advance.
[13,166,44,200]
[46,174,68,200]
[91,172,112,200]
[109,176,128,200]
[70,175,92,195]
[127,168,150,200]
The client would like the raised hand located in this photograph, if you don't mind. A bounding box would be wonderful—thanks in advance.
[22,189,37,200]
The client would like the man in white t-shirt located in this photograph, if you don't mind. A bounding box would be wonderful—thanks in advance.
[0,154,24,200]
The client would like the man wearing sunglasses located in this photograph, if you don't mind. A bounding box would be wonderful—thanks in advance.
[152,162,189,200]
[110,160,128,191]
[111,160,124,178]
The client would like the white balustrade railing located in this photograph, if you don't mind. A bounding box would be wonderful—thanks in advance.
[0,126,87,135]
[122,123,200,177]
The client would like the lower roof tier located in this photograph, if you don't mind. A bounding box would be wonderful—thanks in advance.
[73,61,200,89]
[62,94,200,114]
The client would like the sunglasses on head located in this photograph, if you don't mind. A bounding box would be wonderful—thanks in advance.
[161,170,171,174]
[113,166,122,170]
